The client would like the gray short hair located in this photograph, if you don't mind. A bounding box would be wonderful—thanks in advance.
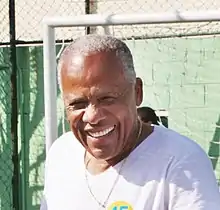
[57,34,136,91]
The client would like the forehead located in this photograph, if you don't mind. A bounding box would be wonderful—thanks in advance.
[60,52,129,96]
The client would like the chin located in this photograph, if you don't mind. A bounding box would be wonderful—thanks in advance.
[90,148,112,160]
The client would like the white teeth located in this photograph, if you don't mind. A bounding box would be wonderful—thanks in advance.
[88,126,115,138]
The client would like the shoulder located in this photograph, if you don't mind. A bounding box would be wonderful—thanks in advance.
[150,127,220,206]
[45,131,83,166]
[50,131,81,151]
[154,127,219,188]
[139,126,214,177]
[149,126,208,161]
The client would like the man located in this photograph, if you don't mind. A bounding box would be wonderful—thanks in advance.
[137,106,159,125]
[41,35,220,210]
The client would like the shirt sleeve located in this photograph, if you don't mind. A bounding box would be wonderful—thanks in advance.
[167,149,220,210]
[41,137,62,210]
[41,147,51,210]
[40,197,47,210]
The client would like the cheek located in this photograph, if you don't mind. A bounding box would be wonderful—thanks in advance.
[109,102,136,124]
[67,111,88,146]
[66,110,83,131]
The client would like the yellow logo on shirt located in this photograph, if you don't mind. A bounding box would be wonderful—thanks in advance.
[107,201,133,210]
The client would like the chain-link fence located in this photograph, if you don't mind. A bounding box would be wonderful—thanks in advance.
[0,0,9,44]
[0,0,220,210]
[1,0,19,209]
[0,48,13,210]
[12,0,220,42]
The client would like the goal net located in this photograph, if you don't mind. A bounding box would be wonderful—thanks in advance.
[43,12,220,184]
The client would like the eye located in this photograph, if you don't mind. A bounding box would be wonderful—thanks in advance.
[67,100,88,110]
[99,96,116,105]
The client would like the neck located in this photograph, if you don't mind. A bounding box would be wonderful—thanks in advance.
[85,154,111,175]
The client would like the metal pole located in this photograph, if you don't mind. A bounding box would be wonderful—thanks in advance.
[43,25,57,154]
[85,0,91,34]
[43,10,220,27]
[9,0,19,209]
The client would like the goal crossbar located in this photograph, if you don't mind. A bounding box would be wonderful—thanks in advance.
[43,10,220,154]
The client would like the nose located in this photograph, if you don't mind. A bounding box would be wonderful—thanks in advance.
[82,104,105,125]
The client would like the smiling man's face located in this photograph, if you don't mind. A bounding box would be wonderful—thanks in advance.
[60,51,143,160]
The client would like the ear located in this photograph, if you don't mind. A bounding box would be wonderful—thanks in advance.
[135,77,143,106]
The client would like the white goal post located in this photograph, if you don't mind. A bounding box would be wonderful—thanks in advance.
[43,10,220,154]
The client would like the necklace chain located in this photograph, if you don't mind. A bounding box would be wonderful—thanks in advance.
[85,157,127,209]
[84,120,143,209]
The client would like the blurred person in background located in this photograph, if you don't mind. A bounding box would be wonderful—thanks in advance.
[137,106,159,125]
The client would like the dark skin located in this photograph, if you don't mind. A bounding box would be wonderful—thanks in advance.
[60,51,153,174]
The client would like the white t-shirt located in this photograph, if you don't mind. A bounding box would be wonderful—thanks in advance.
[43,126,220,210]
